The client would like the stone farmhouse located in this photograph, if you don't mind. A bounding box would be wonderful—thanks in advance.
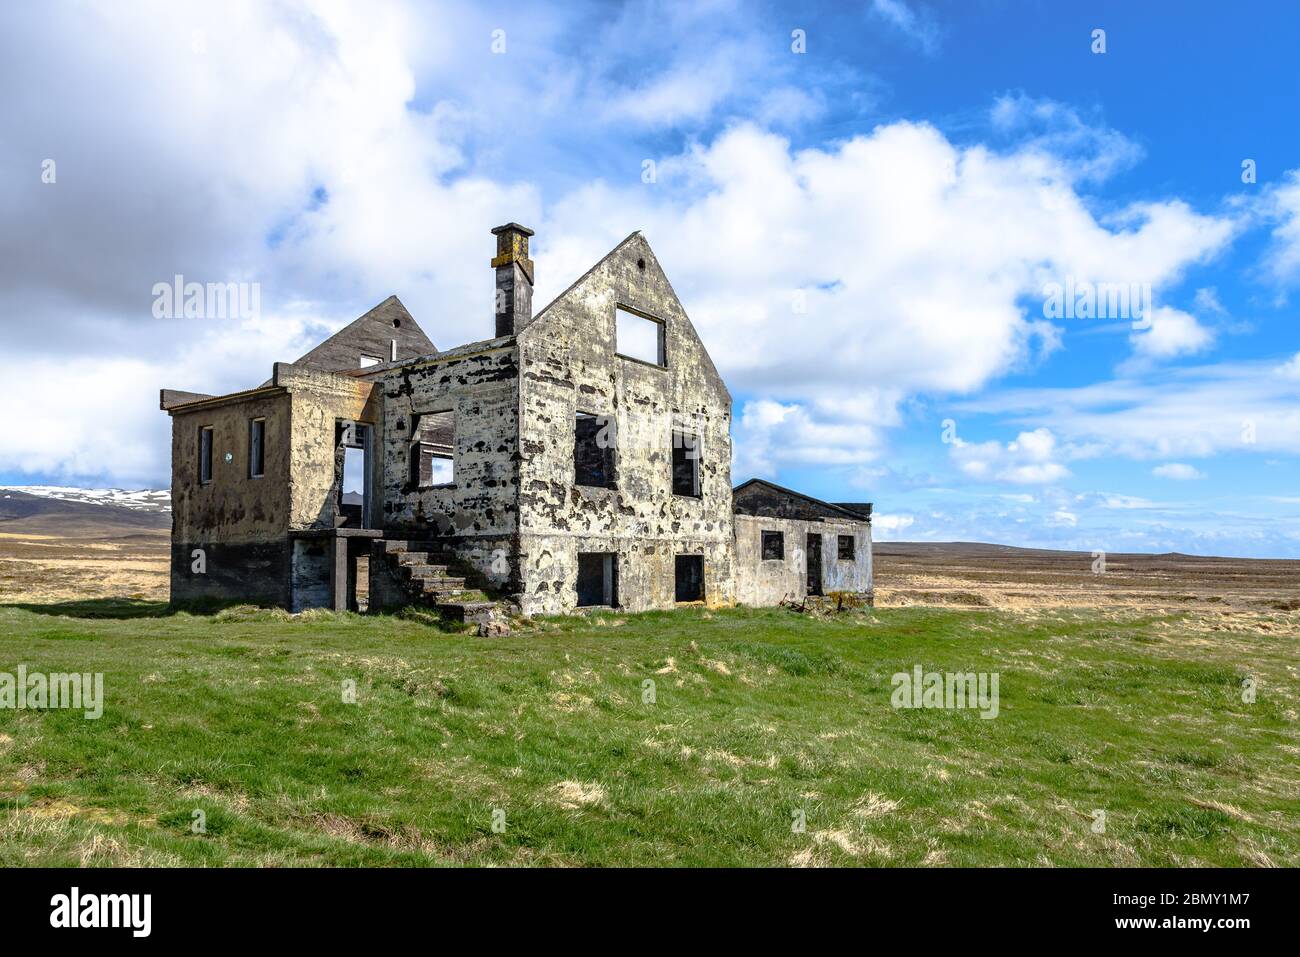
[160,225,873,623]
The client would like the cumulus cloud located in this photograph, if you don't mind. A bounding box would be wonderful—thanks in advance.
[872,513,915,535]
[1152,463,1205,480]
[0,0,1250,487]
[543,121,1235,481]
[1048,509,1078,527]
[950,428,1070,485]
[1129,306,1214,359]
[869,0,943,54]
[990,93,1144,182]
[1262,169,1300,286]
[955,358,1300,460]
[732,396,896,479]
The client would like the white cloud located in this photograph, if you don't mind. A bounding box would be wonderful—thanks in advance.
[0,312,317,484]
[869,0,942,54]
[956,358,1300,460]
[989,94,1144,183]
[755,86,828,128]
[544,120,1235,479]
[1263,169,1300,285]
[1278,352,1300,380]
[1193,287,1227,315]
[1097,493,1160,509]
[733,396,894,478]
[872,513,915,534]
[1049,509,1078,527]
[1152,463,1205,480]
[950,428,1070,485]
[601,47,744,127]
[1129,306,1214,359]
[874,484,1300,557]
[0,1,1248,487]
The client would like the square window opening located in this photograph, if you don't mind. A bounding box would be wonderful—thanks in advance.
[575,413,616,488]
[576,552,618,608]
[672,430,701,497]
[761,530,784,561]
[838,534,855,560]
[675,554,704,603]
[615,307,665,366]
[411,411,454,487]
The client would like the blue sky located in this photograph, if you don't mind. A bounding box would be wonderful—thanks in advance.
[2,0,1299,556]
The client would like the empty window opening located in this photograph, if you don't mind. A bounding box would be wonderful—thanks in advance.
[411,411,454,487]
[838,535,855,560]
[359,354,383,368]
[198,426,213,484]
[672,430,701,497]
[337,421,371,528]
[576,552,618,607]
[615,307,665,366]
[249,418,265,478]
[675,554,704,603]
[761,530,784,561]
[575,413,616,488]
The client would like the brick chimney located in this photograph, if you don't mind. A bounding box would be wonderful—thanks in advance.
[491,223,534,337]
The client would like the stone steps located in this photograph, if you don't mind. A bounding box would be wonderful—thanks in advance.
[377,537,508,634]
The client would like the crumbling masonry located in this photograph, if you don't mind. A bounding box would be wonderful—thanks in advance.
[162,225,872,620]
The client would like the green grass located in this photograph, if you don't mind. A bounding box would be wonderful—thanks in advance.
[0,600,1295,866]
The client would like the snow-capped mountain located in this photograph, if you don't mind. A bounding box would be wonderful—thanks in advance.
[0,486,171,513]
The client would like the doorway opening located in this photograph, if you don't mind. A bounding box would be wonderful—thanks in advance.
[576,552,618,607]
[806,533,823,596]
[675,554,704,603]
[337,421,371,529]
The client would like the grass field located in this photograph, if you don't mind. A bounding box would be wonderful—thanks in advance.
[1,599,1295,867]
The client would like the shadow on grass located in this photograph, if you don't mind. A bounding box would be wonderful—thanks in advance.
[1,597,248,620]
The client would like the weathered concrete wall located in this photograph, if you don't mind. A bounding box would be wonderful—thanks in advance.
[168,365,383,608]
[289,537,332,612]
[375,339,522,593]
[513,233,735,614]
[163,229,875,619]
[169,540,290,607]
[281,364,382,531]
[733,515,872,606]
[169,389,292,605]
[170,390,291,543]
[822,522,872,594]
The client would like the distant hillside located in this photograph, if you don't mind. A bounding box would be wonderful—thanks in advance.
[0,485,170,513]
[0,489,170,538]
[874,540,1293,564]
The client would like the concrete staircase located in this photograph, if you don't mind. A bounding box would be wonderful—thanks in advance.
[374,539,506,630]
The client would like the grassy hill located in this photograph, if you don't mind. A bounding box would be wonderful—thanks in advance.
[0,601,1294,867]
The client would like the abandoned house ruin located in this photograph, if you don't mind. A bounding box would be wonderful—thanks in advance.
[160,225,873,622]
